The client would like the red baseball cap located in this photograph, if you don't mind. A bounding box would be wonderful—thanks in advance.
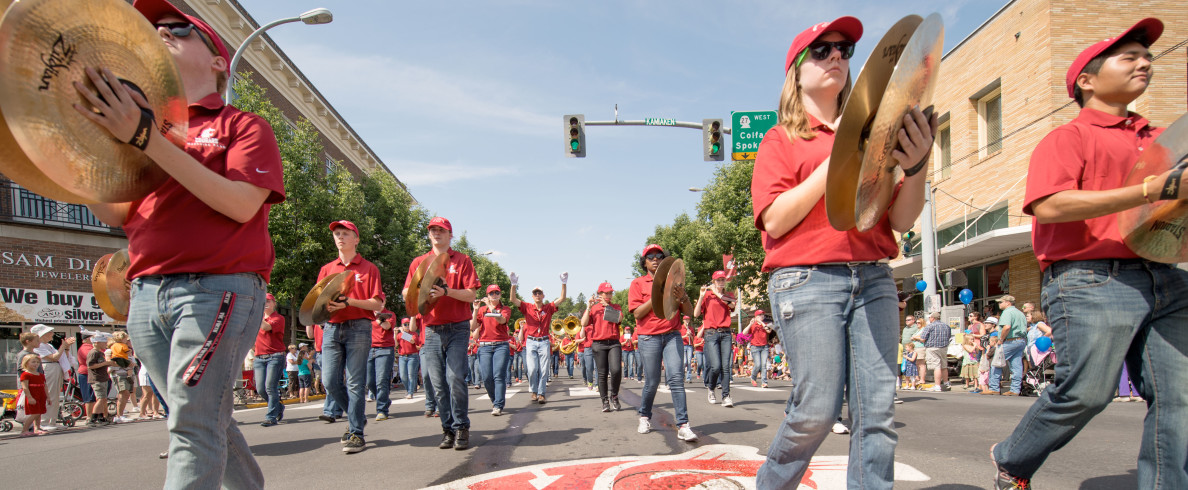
[133,0,231,66]
[1065,17,1162,99]
[329,220,358,235]
[265,293,275,301]
[785,16,863,74]
[754,310,765,316]
[683,315,691,321]
[597,282,614,293]
[428,217,453,233]
[642,244,665,257]
[486,284,501,294]
[712,270,727,280]
[401,317,410,325]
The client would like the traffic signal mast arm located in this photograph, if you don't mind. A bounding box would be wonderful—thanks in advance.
[582,118,731,134]
[564,113,729,160]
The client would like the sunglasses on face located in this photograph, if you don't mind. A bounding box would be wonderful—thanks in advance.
[807,41,855,61]
[156,22,217,54]
[645,253,665,261]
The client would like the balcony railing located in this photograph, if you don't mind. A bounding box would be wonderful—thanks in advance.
[0,179,124,235]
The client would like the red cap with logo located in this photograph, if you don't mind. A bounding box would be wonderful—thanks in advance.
[642,244,665,257]
[486,284,501,294]
[428,217,453,233]
[133,0,231,66]
[265,293,275,301]
[785,16,863,73]
[712,270,727,280]
[329,220,358,235]
[597,282,614,293]
[755,310,765,316]
[1065,18,1163,98]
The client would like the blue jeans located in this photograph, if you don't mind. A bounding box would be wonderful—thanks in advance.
[693,351,704,382]
[989,338,1025,394]
[399,354,419,397]
[252,352,286,422]
[366,346,394,415]
[419,349,436,412]
[684,345,694,382]
[636,331,689,425]
[467,353,480,386]
[551,352,560,376]
[704,328,733,395]
[77,372,95,403]
[322,318,371,436]
[581,349,595,384]
[525,338,551,396]
[756,264,899,490]
[750,346,769,385]
[422,322,470,431]
[128,273,266,490]
[318,351,343,418]
[623,350,638,379]
[478,342,510,410]
[564,353,575,377]
[994,260,1188,488]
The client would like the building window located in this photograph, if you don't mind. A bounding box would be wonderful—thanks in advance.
[936,206,1009,248]
[936,119,952,179]
[978,88,1003,157]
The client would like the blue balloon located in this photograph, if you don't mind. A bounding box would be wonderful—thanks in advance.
[989,331,999,337]
[964,329,971,334]
[915,280,928,292]
[959,288,973,305]
[1036,336,1052,352]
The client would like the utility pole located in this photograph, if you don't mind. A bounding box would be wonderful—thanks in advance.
[921,181,939,311]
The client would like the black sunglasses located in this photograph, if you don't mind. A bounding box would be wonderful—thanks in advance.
[155,22,198,38]
[645,253,665,261]
[807,41,855,61]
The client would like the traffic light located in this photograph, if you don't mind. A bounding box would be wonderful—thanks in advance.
[703,118,723,161]
[564,114,585,158]
[901,230,916,255]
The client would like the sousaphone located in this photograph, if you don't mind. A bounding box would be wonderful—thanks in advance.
[298,270,357,326]
[1117,113,1188,262]
[403,252,448,317]
[90,249,130,322]
[826,13,945,232]
[0,0,187,203]
[650,256,693,321]
[562,315,581,337]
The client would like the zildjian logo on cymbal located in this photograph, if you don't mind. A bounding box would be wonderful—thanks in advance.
[132,126,149,148]
[38,33,76,92]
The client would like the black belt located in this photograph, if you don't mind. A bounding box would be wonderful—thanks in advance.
[526,335,549,341]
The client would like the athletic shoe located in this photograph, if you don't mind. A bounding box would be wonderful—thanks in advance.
[42,424,60,431]
[610,396,621,411]
[927,386,943,392]
[114,416,132,424]
[260,419,277,427]
[751,379,758,387]
[894,396,903,404]
[676,424,698,442]
[637,417,652,434]
[530,393,538,402]
[319,415,337,423]
[424,410,434,417]
[492,407,502,416]
[707,391,718,404]
[722,395,734,408]
[405,394,413,399]
[342,434,365,454]
[832,422,850,434]
[375,413,389,421]
[992,444,1031,489]
[439,430,456,449]
[538,396,547,404]
[340,432,351,444]
[601,399,611,412]
[454,428,470,450]
[762,383,769,388]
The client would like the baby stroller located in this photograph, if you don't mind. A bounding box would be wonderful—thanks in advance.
[0,390,16,432]
[1021,344,1056,397]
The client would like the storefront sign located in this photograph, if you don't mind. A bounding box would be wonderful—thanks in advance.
[1,250,96,283]
[0,286,117,324]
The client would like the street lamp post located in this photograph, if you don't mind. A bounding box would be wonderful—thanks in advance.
[224,8,334,102]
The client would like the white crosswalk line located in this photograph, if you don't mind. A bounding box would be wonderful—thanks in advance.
[478,389,520,401]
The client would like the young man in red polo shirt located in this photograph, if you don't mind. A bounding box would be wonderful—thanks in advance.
[79,0,284,485]
[471,284,512,416]
[396,317,422,400]
[403,217,480,450]
[695,270,737,407]
[509,274,567,404]
[991,18,1188,490]
[367,309,396,420]
[318,220,385,454]
[254,294,287,427]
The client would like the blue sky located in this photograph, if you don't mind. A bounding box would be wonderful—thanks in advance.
[239,0,1009,298]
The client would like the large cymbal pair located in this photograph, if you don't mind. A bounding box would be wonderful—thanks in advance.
[90,249,130,322]
[298,271,357,326]
[0,0,187,203]
[403,253,449,317]
[827,14,945,232]
[651,257,693,321]
[1117,113,1188,263]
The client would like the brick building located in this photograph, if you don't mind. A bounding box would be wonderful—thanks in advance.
[0,0,402,385]
[891,0,1188,318]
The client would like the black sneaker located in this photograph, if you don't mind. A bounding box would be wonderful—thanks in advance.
[424,410,434,417]
[319,415,337,423]
[454,428,470,450]
[340,432,351,445]
[601,398,611,412]
[260,419,277,427]
[438,430,456,449]
[342,434,365,454]
[610,396,621,411]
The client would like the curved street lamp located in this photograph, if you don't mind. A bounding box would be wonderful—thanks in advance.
[224,8,334,102]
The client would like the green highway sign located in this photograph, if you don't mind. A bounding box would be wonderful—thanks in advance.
[730,110,777,162]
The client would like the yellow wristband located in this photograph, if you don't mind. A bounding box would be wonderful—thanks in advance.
[1143,175,1157,202]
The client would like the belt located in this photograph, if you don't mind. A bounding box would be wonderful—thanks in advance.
[479,341,508,346]
[526,335,549,341]
[1004,337,1024,342]
[817,259,891,266]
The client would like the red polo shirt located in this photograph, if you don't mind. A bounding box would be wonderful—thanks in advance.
[560,337,575,354]
[694,336,704,352]
[404,249,480,326]
[621,333,636,351]
[516,300,558,338]
[748,320,769,346]
[509,338,522,353]
[751,123,898,270]
[317,254,385,323]
[475,304,512,342]
[580,325,595,349]
[254,312,286,355]
[628,274,680,336]
[77,343,92,375]
[468,339,478,356]
[699,290,735,328]
[587,303,623,341]
[1024,108,1162,271]
[371,310,396,348]
[397,325,421,356]
[124,94,285,281]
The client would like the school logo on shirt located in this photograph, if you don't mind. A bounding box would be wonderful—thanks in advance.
[449,264,457,274]
[190,126,226,149]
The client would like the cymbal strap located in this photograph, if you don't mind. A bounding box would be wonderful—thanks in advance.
[1159,167,1184,200]
[902,153,929,177]
[129,106,155,150]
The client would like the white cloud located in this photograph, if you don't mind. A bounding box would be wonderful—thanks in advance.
[387,158,516,187]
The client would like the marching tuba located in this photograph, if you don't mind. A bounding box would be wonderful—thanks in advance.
[563,315,582,337]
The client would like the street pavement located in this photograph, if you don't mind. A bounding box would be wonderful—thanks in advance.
[0,375,1147,489]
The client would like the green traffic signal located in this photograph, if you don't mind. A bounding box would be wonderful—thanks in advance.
[711,142,721,154]
[570,139,580,151]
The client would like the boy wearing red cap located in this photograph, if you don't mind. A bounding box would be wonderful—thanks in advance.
[750,16,936,488]
[581,282,625,411]
[695,270,737,407]
[318,220,386,453]
[470,284,512,415]
[508,272,567,404]
[992,18,1188,490]
[254,293,287,427]
[79,0,285,486]
[403,217,480,450]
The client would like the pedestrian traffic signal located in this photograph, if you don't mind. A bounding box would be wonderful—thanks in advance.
[703,118,723,161]
[564,114,586,158]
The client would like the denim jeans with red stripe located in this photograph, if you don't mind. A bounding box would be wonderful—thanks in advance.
[129,273,266,490]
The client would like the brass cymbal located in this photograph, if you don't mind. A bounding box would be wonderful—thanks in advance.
[1118,113,1188,263]
[90,252,121,321]
[416,253,449,316]
[104,248,131,320]
[650,256,675,319]
[0,0,187,203]
[298,270,357,326]
[660,258,690,320]
[404,256,431,317]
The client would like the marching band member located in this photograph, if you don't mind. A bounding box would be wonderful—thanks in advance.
[510,275,567,404]
[695,270,736,407]
[742,311,772,388]
[580,282,625,411]
[750,16,936,488]
[470,284,512,416]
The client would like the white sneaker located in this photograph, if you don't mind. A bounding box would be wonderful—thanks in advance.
[832,421,850,434]
[676,424,698,442]
[927,386,943,392]
[42,424,60,431]
[114,416,131,424]
[637,417,652,434]
[375,413,389,421]
[707,390,718,404]
[722,395,734,408]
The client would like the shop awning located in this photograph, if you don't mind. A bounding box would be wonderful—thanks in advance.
[890,225,1033,279]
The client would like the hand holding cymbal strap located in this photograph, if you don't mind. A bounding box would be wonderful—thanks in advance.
[72,67,156,150]
[1157,161,1186,201]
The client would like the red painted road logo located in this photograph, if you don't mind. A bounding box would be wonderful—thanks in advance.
[428,444,929,489]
